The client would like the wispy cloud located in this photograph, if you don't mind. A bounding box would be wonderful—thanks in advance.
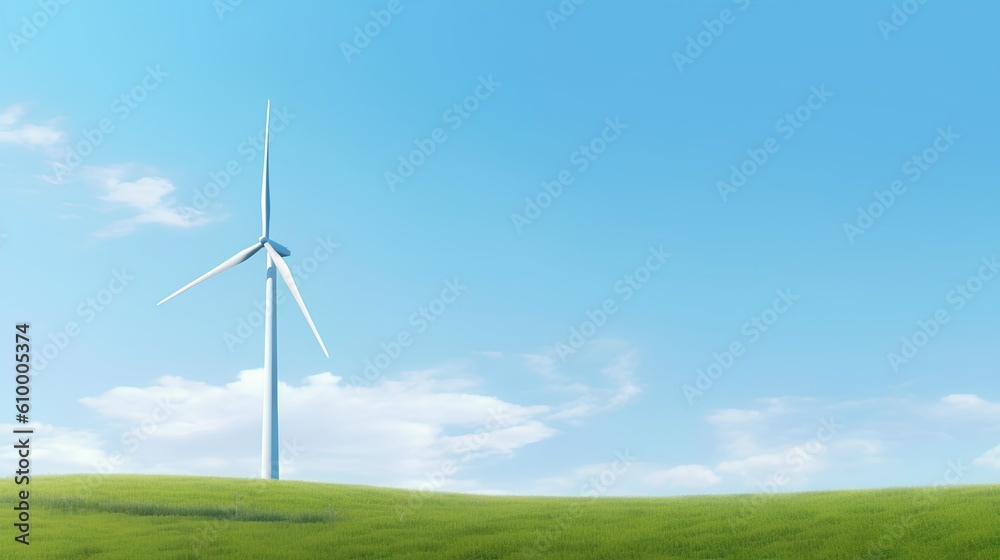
[973,445,1000,469]
[0,104,211,237]
[86,165,209,237]
[641,464,721,488]
[0,104,64,149]
[544,349,642,422]
[522,353,557,377]
[0,422,108,473]
[935,394,1000,421]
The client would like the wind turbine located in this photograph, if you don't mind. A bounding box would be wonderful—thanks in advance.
[157,100,328,480]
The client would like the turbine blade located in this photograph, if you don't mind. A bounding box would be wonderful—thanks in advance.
[263,242,329,358]
[261,100,271,238]
[157,242,263,305]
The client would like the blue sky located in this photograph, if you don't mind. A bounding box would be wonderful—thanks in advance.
[2,0,999,497]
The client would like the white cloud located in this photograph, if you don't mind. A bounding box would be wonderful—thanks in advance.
[707,397,814,427]
[973,444,1000,469]
[28,346,645,493]
[0,423,110,474]
[831,438,884,457]
[27,371,996,496]
[522,353,557,377]
[937,394,1000,420]
[0,104,64,149]
[707,408,763,425]
[514,391,998,497]
[86,165,209,236]
[525,397,842,496]
[71,367,559,488]
[715,445,828,486]
[544,350,641,422]
[523,459,719,497]
[641,465,721,488]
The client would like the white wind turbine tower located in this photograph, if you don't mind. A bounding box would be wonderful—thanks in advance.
[157,101,328,480]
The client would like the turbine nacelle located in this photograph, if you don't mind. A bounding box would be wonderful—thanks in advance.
[259,236,291,257]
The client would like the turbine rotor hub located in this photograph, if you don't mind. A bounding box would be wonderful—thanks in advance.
[260,236,291,257]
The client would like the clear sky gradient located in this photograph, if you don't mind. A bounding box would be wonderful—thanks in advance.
[1,0,998,496]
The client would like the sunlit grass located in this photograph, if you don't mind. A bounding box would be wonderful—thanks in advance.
[0,475,997,559]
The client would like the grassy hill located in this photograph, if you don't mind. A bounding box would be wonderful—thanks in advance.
[0,475,997,559]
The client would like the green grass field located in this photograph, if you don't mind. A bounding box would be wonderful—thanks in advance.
[0,475,997,559]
